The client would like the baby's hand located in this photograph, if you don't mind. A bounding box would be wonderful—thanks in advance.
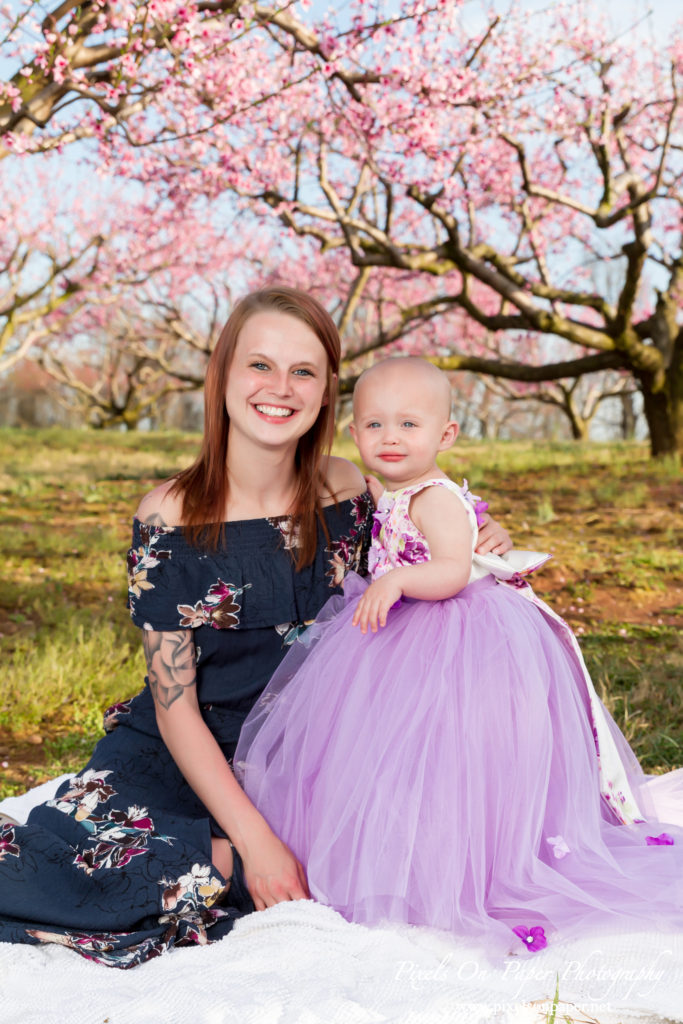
[352,573,403,634]
[475,513,512,556]
[364,474,384,505]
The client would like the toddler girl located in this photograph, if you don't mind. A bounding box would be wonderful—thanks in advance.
[236,356,683,955]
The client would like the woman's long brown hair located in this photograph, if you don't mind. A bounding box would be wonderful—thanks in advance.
[170,286,341,568]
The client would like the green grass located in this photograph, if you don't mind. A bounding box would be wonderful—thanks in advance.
[0,610,145,733]
[0,428,681,796]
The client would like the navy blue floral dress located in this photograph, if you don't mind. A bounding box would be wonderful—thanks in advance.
[0,494,373,968]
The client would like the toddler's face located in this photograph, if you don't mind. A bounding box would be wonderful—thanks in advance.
[350,365,457,489]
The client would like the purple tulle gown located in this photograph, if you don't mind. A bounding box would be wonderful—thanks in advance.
[235,478,683,955]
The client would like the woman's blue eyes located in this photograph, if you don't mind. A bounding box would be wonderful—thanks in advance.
[250,363,313,377]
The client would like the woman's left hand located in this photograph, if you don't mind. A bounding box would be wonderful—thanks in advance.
[475,513,512,556]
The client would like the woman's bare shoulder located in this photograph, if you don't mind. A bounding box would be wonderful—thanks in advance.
[321,456,366,503]
[135,479,184,526]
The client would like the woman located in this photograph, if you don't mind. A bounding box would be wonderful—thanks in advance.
[0,287,509,968]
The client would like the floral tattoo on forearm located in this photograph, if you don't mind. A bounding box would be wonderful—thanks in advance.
[142,630,196,710]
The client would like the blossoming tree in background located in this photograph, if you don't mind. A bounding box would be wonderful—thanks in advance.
[0,1,680,452]
[0,163,104,376]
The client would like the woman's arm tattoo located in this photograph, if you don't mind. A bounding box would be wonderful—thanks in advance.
[142,630,196,710]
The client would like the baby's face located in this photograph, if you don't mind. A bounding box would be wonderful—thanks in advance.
[350,365,455,488]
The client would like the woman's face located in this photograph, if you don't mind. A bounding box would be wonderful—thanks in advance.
[225,310,330,453]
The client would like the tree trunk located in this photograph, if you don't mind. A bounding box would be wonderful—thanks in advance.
[641,391,675,455]
[568,416,589,441]
[638,341,682,457]
[619,392,637,440]
[562,393,590,442]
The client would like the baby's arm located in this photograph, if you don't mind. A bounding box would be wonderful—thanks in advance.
[353,485,473,634]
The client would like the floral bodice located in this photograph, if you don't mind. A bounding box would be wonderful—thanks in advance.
[368,477,480,580]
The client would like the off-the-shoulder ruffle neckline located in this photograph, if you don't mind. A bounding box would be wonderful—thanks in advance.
[131,490,372,532]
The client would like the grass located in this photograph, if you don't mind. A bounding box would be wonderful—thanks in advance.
[0,611,145,732]
[0,428,681,797]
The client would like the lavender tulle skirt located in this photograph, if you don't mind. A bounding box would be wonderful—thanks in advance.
[235,574,683,953]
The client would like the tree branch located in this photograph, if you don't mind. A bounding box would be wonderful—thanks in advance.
[431,350,626,381]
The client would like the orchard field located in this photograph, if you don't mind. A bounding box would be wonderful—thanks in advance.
[0,429,681,800]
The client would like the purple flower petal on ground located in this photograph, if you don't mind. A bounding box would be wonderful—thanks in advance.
[646,833,674,846]
[513,925,548,952]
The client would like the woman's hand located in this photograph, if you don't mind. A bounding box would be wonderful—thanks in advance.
[364,474,384,505]
[239,820,310,910]
[475,513,512,556]
[352,572,403,634]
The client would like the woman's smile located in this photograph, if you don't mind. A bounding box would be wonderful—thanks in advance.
[254,404,295,419]
[225,310,329,449]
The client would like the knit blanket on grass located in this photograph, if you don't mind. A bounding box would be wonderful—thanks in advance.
[1,779,680,1024]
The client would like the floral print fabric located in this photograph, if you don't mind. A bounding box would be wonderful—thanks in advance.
[0,493,374,967]
[368,477,478,580]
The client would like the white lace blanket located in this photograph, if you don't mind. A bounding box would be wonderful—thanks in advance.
[2,781,681,1024]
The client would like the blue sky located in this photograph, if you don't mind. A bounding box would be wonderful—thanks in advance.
[461,0,678,35]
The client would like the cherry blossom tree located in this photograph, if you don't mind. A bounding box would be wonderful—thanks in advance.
[0,167,104,374]
[31,194,280,426]
[37,310,200,429]
[439,332,639,441]
[1,1,680,453]
[482,370,637,442]
[224,2,680,456]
